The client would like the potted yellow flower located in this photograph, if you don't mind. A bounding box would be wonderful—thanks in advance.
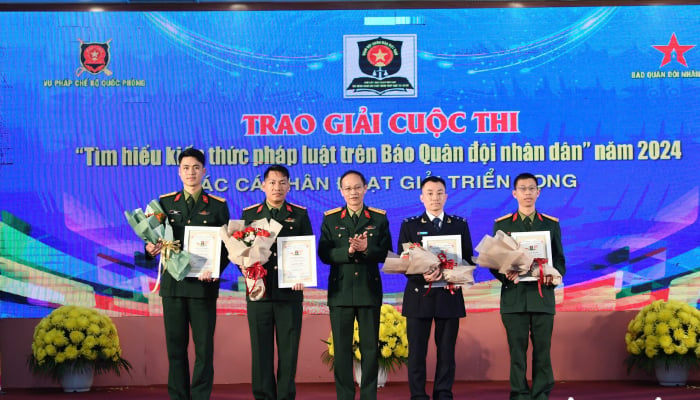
[624,299,700,386]
[27,305,132,391]
[321,304,408,386]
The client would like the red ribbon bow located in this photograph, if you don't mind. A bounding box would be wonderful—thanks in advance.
[533,258,548,297]
[244,262,268,298]
[425,253,458,295]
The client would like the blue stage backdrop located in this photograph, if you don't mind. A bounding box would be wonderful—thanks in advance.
[1,5,699,317]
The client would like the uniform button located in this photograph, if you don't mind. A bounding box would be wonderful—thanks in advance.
[187,219,191,224]
[203,220,207,224]
[414,288,419,292]
[354,272,359,276]
[355,259,359,263]
[369,233,373,237]
[338,234,342,237]
[274,266,278,270]
[273,252,277,256]
[290,227,294,230]
[170,219,174,223]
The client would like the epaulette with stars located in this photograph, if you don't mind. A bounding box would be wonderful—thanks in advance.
[324,207,342,216]
[494,213,512,222]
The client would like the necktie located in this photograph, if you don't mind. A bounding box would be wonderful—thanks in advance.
[186,196,195,212]
[523,217,532,231]
[271,208,279,219]
[433,217,441,230]
[352,213,359,225]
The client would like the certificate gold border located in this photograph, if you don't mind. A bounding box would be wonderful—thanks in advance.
[183,226,223,278]
[277,235,317,288]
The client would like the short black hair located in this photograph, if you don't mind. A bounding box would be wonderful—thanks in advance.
[178,148,205,166]
[420,176,446,190]
[340,170,367,186]
[513,172,538,187]
[264,164,290,180]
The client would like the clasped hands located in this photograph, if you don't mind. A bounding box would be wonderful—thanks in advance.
[348,232,368,255]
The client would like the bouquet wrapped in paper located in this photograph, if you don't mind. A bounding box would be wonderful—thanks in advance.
[530,259,563,286]
[472,230,532,276]
[125,199,191,291]
[220,218,283,301]
[382,243,475,287]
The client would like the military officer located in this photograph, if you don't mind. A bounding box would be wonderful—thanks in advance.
[318,170,392,400]
[398,176,474,400]
[241,164,313,400]
[491,172,566,400]
[146,148,230,400]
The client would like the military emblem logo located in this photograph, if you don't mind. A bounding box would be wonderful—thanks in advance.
[76,39,113,76]
[344,34,417,98]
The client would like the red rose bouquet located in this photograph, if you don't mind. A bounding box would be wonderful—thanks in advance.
[220,219,282,300]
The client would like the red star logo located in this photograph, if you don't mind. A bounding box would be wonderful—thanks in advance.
[652,33,695,68]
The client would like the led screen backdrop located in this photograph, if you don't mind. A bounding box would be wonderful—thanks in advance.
[1,6,699,318]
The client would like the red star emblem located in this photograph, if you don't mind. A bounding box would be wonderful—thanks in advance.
[652,33,695,68]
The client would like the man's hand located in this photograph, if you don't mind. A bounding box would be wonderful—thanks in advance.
[292,283,304,291]
[505,271,520,281]
[349,232,368,253]
[198,269,217,282]
[146,241,163,256]
[423,268,443,282]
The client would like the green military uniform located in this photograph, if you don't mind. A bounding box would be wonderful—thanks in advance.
[318,205,392,400]
[491,211,566,400]
[241,201,313,400]
[157,190,230,400]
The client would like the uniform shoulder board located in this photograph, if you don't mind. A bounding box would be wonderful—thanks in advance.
[449,215,465,222]
[324,207,342,216]
[403,215,420,223]
[288,202,307,210]
[207,194,226,203]
[367,206,386,215]
[494,213,512,222]
[540,213,559,222]
[243,203,261,211]
[160,191,178,198]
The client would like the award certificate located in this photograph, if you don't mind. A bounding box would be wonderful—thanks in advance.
[277,235,317,288]
[183,226,223,278]
[422,235,462,288]
[510,231,553,281]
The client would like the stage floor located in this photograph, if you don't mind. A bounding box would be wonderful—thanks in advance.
[3,380,700,399]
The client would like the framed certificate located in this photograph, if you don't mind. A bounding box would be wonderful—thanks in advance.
[421,234,463,263]
[277,235,317,288]
[421,235,462,288]
[183,226,223,278]
[510,231,553,281]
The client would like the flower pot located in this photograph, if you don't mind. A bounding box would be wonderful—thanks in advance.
[353,361,388,388]
[61,364,94,392]
[654,360,688,387]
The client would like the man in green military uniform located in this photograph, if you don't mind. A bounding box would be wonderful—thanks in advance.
[318,170,392,400]
[491,172,566,400]
[146,148,230,400]
[241,164,313,400]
